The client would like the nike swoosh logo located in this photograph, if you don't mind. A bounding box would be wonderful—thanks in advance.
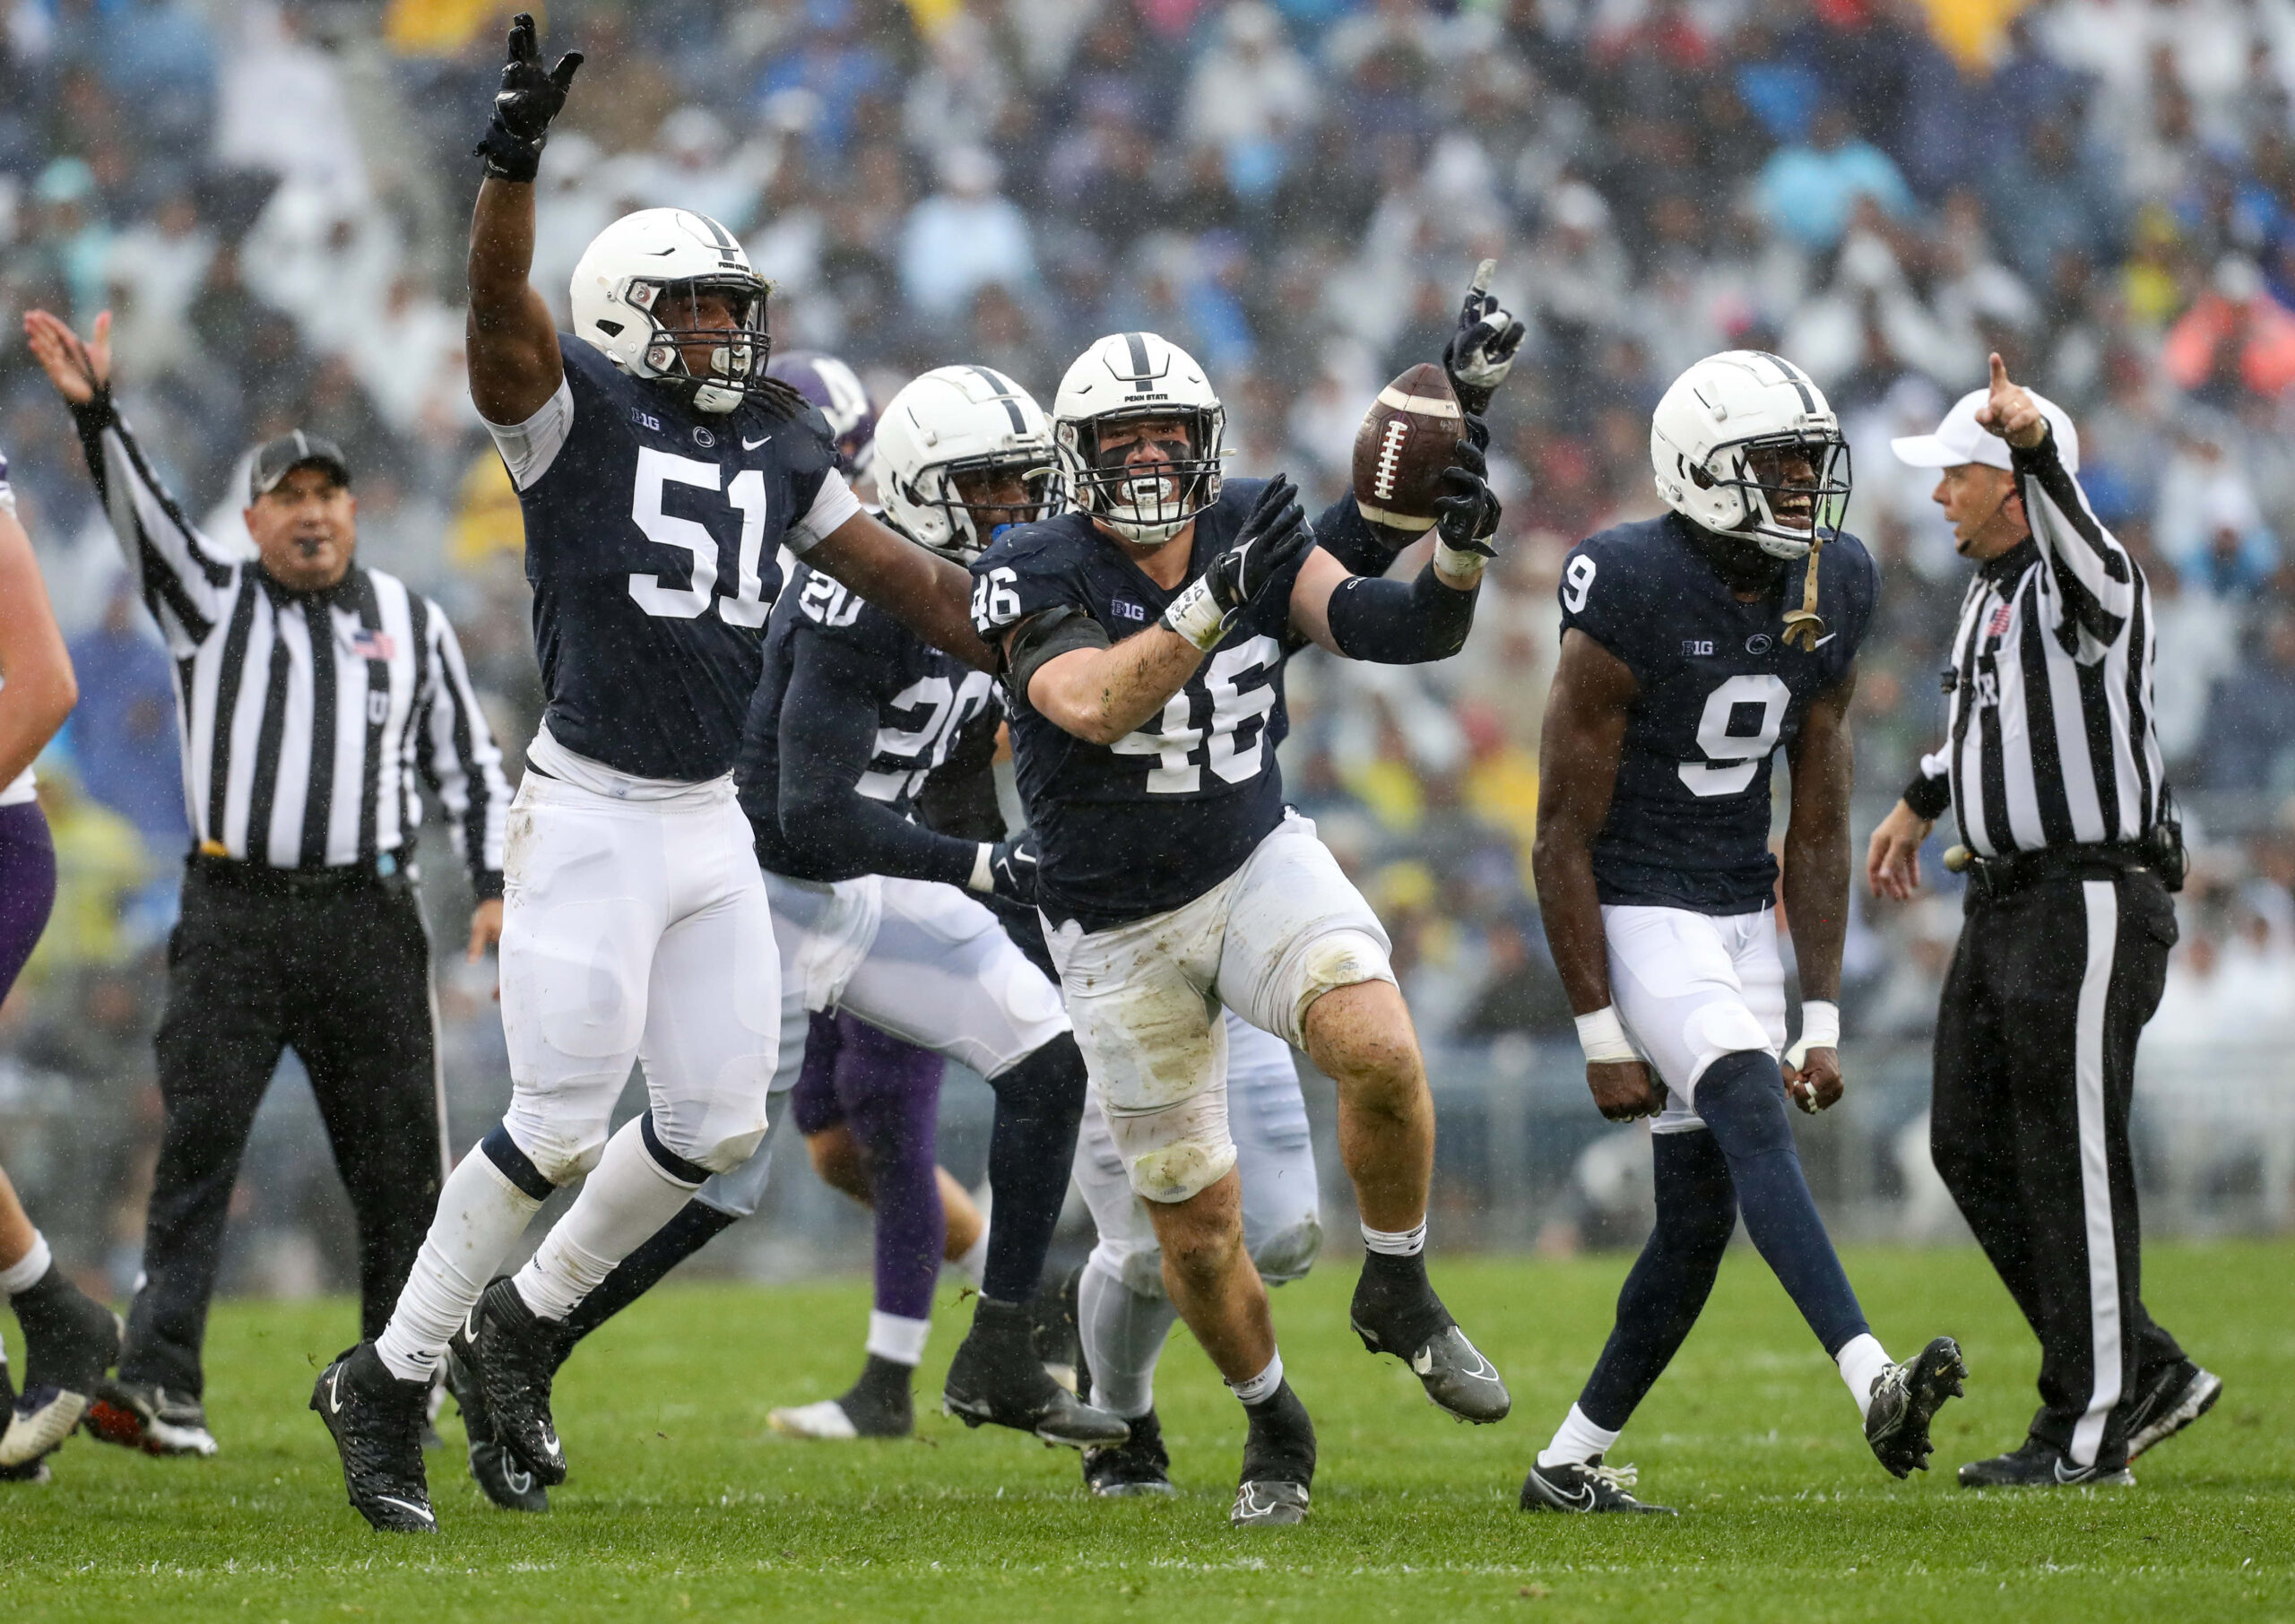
[2052,1457,2110,1484]
[463,1304,483,1342]
[743,434,770,450]
[326,1367,345,1415]
[375,1494,435,1525]
[538,1424,561,1458]
[1540,1473,1598,1511]
[504,1461,533,1495]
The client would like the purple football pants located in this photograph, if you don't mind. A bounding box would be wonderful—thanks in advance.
[792,1010,949,1323]
[0,803,56,1001]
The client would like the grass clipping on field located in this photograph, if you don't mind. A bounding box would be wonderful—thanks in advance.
[3,1244,2291,1623]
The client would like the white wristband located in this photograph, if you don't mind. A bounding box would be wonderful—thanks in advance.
[1786,999,1840,1067]
[1574,1006,1637,1066]
[1433,537,1488,586]
[966,842,993,894]
[1162,577,1229,651]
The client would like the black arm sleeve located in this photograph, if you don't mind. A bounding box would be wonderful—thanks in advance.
[1312,492,1406,579]
[1323,559,1478,664]
[775,632,982,887]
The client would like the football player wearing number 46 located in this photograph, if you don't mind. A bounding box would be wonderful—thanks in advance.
[971,330,1508,1529]
[1520,351,1965,1518]
[314,14,994,1535]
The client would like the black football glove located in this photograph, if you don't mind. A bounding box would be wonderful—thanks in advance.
[1163,476,1314,650]
[1433,436,1501,566]
[1442,259,1525,419]
[475,13,583,183]
[985,834,1039,907]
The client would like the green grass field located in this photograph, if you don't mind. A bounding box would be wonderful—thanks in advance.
[3,1242,2290,1622]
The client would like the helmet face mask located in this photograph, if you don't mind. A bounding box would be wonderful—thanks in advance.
[1052,333,1225,549]
[1650,350,1851,562]
[570,210,775,416]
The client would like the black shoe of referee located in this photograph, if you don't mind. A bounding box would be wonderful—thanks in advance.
[1959,1437,2134,1489]
[312,1343,436,1533]
[2126,1361,2222,1460]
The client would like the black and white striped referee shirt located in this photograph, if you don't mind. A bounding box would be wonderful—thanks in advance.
[72,399,509,894]
[1904,429,2165,855]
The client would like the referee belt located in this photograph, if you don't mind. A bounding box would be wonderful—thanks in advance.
[1959,842,2152,903]
[187,849,412,897]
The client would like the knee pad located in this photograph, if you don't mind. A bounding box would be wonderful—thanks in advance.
[1249,1214,1322,1286]
[1093,1234,1171,1300]
[987,1032,1087,1124]
[497,1105,604,1188]
[644,1099,771,1181]
[1683,999,1776,1087]
[1110,1088,1238,1205]
[1693,1050,1796,1163]
[1286,928,1396,1040]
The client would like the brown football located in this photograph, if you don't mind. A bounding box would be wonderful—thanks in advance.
[1352,362,1462,535]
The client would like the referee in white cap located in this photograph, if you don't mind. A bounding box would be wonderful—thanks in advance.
[1865,355,2219,1488]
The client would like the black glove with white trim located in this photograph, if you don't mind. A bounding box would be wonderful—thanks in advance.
[1164,476,1314,651]
[974,834,1039,907]
[475,13,583,183]
[1442,260,1525,419]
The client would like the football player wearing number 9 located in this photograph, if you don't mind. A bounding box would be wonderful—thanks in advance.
[1520,350,1965,1517]
[315,14,995,1534]
[972,331,1508,1529]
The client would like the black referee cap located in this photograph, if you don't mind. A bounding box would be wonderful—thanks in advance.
[249,430,352,502]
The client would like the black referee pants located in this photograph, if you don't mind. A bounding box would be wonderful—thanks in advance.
[118,864,446,1397]
[1930,867,2186,1470]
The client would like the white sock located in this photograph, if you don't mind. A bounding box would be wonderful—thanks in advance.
[951,1229,987,1289]
[0,1230,52,1297]
[1078,1258,1175,1420]
[865,1310,931,1367]
[376,1150,544,1384]
[1537,1402,1623,1469]
[1226,1349,1284,1407]
[514,1118,700,1323]
[1837,1333,1892,1421]
[1361,1218,1427,1257]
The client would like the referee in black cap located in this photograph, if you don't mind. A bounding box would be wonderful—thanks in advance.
[1866,353,2218,1489]
[26,309,509,1457]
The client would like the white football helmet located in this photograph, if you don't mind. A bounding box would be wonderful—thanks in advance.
[875,366,1060,562]
[1650,350,1851,560]
[569,208,771,415]
[1052,332,1225,547]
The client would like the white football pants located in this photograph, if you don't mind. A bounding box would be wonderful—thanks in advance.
[1602,903,1788,1135]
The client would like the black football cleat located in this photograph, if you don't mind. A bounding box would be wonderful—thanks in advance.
[83,1377,218,1456]
[1865,1335,1968,1478]
[943,1296,1130,1447]
[1083,1406,1177,1498]
[1959,1437,2133,1488]
[466,1278,569,1485]
[1231,1380,1315,1528]
[1348,1253,1510,1423]
[0,1273,120,1470]
[2126,1361,2221,1461]
[312,1343,437,1532]
[1520,1456,1678,1515]
[445,1336,546,1513]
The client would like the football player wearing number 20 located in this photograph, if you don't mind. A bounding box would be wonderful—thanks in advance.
[314,15,993,1534]
[1520,351,1966,1517]
[973,330,1509,1529]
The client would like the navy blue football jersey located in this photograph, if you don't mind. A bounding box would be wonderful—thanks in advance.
[972,478,1309,932]
[1559,512,1877,914]
[739,558,998,877]
[506,336,849,782]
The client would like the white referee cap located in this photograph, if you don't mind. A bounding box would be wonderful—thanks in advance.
[1891,386,2079,474]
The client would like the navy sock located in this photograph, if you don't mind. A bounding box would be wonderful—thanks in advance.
[979,1033,1087,1304]
[557,1198,740,1352]
[1579,1127,1738,1430]
[1693,1050,1868,1355]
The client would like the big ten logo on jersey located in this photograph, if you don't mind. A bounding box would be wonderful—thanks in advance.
[1113,635,1279,794]
[628,447,775,626]
[862,670,998,803]
[1679,674,1789,798]
[796,571,862,628]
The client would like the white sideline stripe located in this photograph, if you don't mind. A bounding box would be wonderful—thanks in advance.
[1352,499,1437,531]
[1374,385,1462,419]
[2068,878,2123,1467]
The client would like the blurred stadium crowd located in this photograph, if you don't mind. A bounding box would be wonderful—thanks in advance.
[2,0,2293,1285]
